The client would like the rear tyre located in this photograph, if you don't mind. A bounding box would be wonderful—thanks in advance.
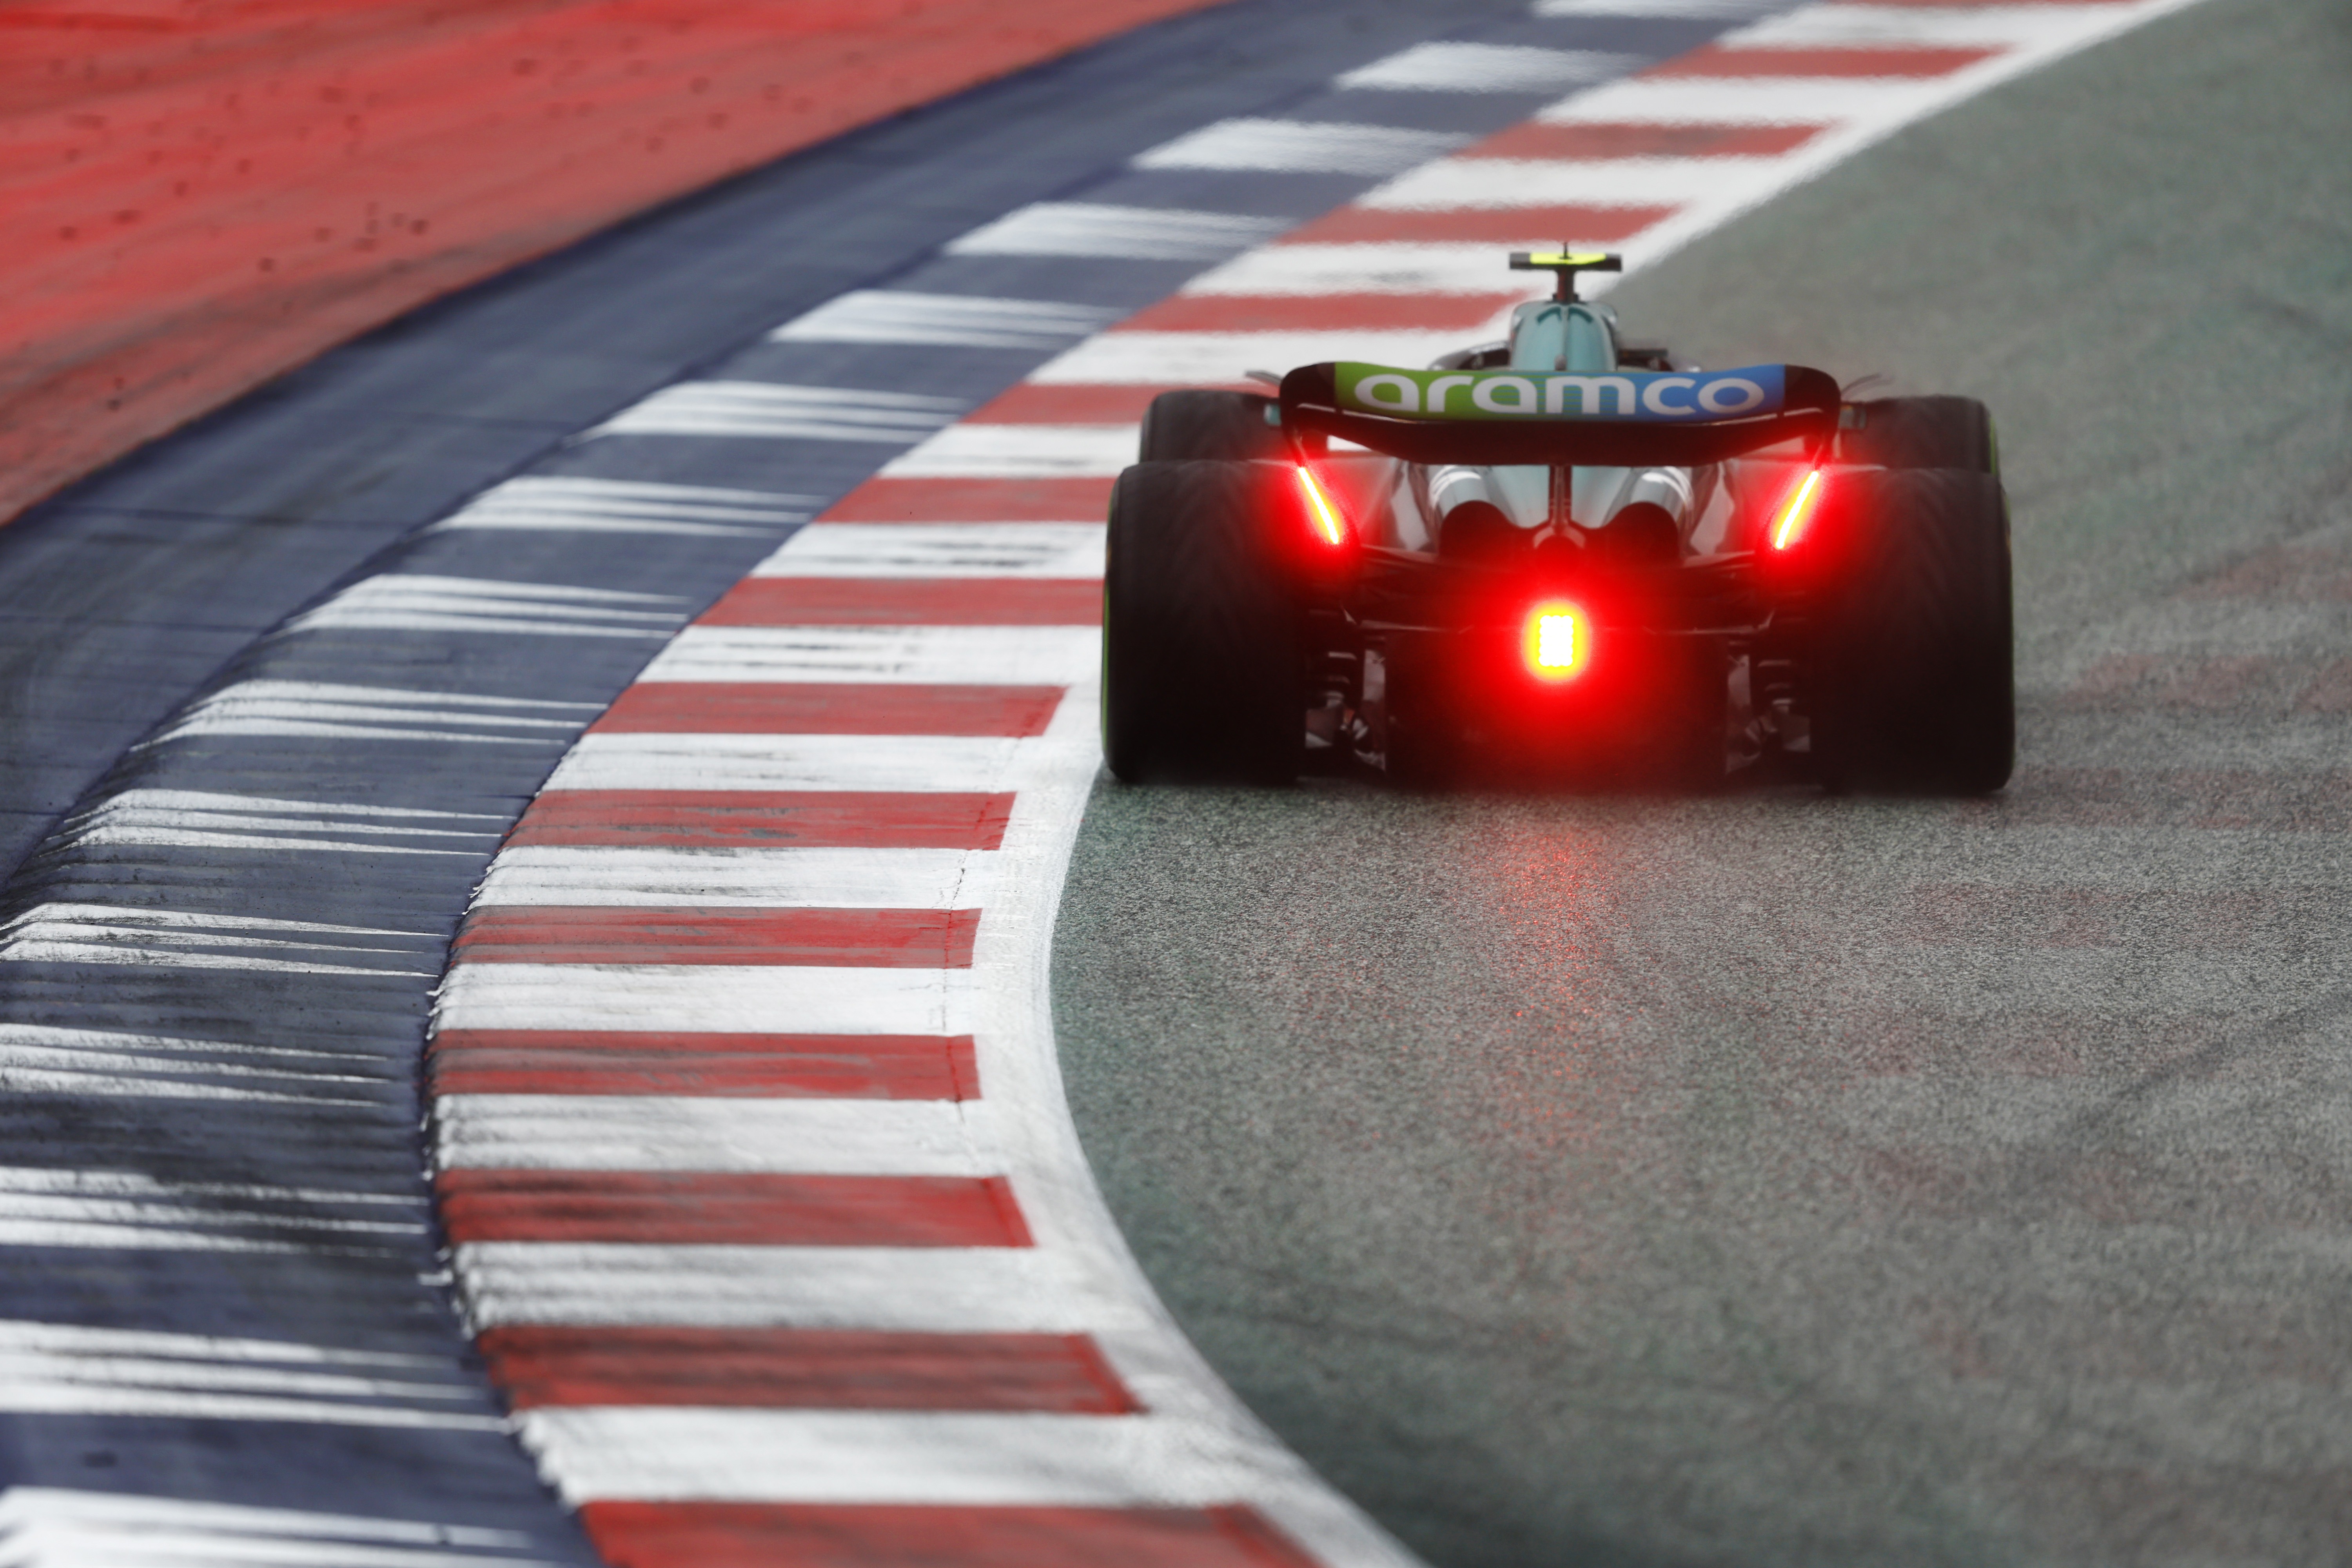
[1103,461,1303,784]
[1809,469,2014,795]
[1838,396,1997,473]
[1138,390,1287,463]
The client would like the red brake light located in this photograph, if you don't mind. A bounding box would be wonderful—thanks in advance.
[1768,466,1826,551]
[1523,600,1590,682]
[1294,464,1350,548]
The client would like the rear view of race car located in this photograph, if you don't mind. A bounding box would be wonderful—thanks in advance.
[1102,250,2014,794]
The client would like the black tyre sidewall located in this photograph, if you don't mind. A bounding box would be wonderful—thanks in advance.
[1811,468,2015,794]
[1103,460,1304,783]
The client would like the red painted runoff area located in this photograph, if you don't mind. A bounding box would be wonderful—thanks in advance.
[0,0,1235,526]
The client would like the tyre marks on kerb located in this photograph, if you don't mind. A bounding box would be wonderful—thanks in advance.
[426,2,2199,1563]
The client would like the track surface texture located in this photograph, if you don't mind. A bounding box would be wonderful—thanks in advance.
[1055,0,2352,1563]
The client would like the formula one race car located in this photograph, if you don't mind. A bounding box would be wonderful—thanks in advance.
[1102,250,2013,792]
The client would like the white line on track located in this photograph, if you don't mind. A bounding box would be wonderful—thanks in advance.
[878,423,1140,479]
[750,523,1107,579]
[1336,42,1640,93]
[769,291,1119,349]
[944,202,1285,259]
[284,577,687,639]
[1363,154,1800,210]
[634,625,1102,685]
[517,1409,1297,1506]
[589,381,965,443]
[431,476,813,536]
[0,1488,556,1567]
[435,1096,1005,1175]
[435,964,974,1036]
[1031,328,1482,385]
[457,1243,1140,1332]
[1134,118,1472,175]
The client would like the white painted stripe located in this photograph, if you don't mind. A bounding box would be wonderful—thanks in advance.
[1724,4,2129,49]
[151,682,596,748]
[1133,118,1470,175]
[61,791,503,858]
[519,1409,1277,1506]
[67,790,504,828]
[769,292,1117,349]
[0,1175,421,1250]
[1338,42,1638,93]
[0,1319,442,1364]
[1537,74,1946,123]
[0,1381,501,1430]
[1185,241,1565,298]
[455,1243,1135,1332]
[1362,154,1790,210]
[751,523,1105,580]
[435,1096,1003,1175]
[0,1051,380,1105]
[877,424,1138,480]
[433,963,973,1036]
[0,1027,391,1104]
[434,475,812,537]
[590,382,964,443]
[469,845,996,909]
[544,732,1085,794]
[284,575,686,639]
[0,1321,495,1430]
[0,1488,553,1568]
[0,1167,421,1206]
[634,625,1102,686]
[0,904,437,976]
[945,202,1284,260]
[1031,328,1477,384]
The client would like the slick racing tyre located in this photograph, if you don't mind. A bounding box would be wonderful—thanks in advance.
[1837,395,1998,473]
[1138,390,1287,463]
[1103,460,1303,783]
[1810,468,2014,794]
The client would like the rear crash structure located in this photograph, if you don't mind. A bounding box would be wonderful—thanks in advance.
[1103,251,2014,793]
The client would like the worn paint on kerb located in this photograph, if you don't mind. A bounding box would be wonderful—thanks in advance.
[1335,363,1785,421]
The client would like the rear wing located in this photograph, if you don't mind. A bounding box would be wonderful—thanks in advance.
[1278,360,1840,467]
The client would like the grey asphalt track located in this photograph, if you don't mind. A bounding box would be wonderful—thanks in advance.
[1053,0,2352,1563]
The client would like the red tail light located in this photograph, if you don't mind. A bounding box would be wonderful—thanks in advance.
[1294,464,1350,548]
[1768,466,1826,551]
[1523,600,1590,682]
